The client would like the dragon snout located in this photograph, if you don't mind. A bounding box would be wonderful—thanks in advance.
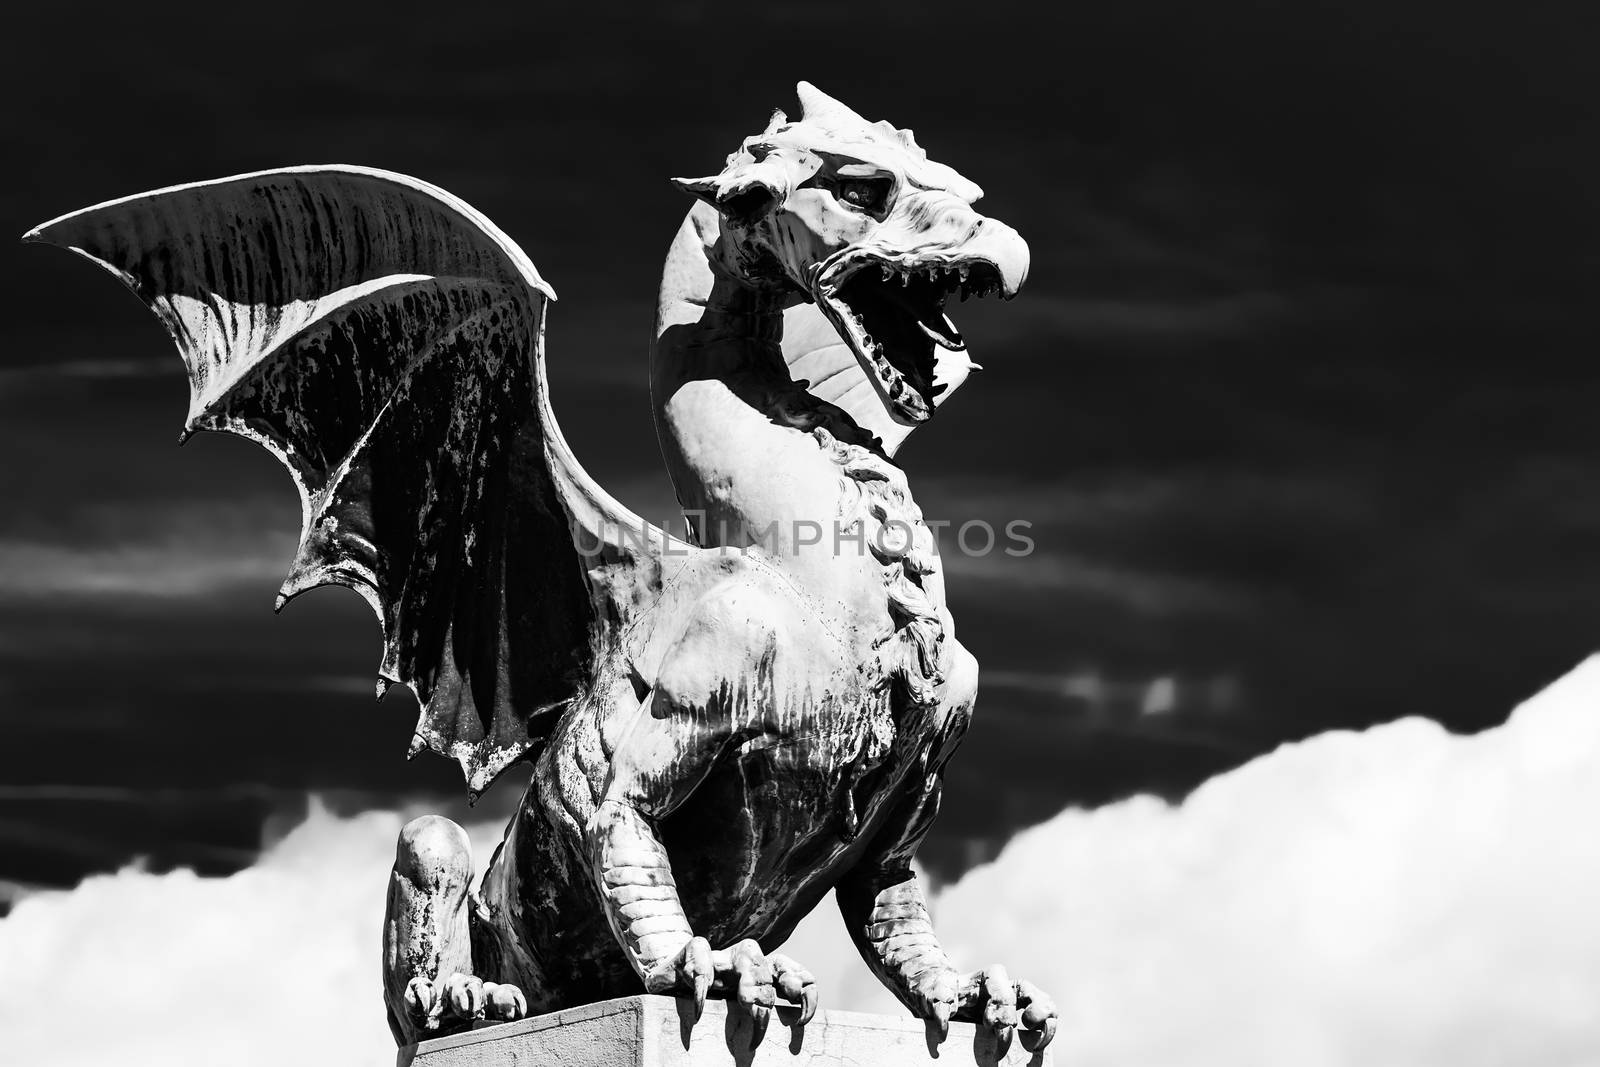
[954,217,1029,299]
[869,203,1030,299]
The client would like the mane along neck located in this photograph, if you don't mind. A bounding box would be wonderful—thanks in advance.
[650,204,950,709]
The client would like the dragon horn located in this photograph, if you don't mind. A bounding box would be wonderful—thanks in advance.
[796,81,868,128]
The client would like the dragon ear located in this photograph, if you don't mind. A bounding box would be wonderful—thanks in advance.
[670,165,787,228]
[671,175,722,205]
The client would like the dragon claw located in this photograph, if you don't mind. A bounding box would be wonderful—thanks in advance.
[1016,979,1058,1052]
[908,968,958,1039]
[728,939,775,1045]
[666,938,816,1045]
[670,936,715,1021]
[403,976,435,1020]
[981,965,1017,1054]
[961,967,1058,1053]
[443,973,486,1021]
[404,972,525,1034]
[911,965,1055,1051]
[770,952,818,1024]
[748,1003,771,1046]
[483,981,528,1022]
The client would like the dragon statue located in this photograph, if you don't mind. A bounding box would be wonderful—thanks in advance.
[25,82,1057,1054]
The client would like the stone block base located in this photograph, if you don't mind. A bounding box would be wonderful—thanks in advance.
[400,994,1048,1066]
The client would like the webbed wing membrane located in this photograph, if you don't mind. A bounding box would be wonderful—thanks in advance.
[25,166,615,796]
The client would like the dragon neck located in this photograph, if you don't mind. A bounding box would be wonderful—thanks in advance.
[649,205,951,711]
[650,204,886,525]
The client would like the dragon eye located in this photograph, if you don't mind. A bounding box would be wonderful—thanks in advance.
[837,178,890,213]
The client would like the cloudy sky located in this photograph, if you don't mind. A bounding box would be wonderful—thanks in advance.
[6,653,1598,1064]
[2,0,1596,909]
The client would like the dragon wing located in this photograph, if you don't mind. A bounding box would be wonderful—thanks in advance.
[25,165,661,797]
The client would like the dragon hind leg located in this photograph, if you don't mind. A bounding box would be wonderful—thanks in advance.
[382,815,527,1045]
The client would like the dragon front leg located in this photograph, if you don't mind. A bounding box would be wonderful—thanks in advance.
[583,589,821,1045]
[588,797,698,996]
[841,868,1058,1054]
[588,796,817,1043]
[839,635,1059,1055]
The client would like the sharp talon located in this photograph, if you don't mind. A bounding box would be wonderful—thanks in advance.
[1021,1015,1058,1052]
[767,953,818,1026]
[986,1001,1018,1031]
[995,1023,1015,1057]
[445,973,485,1019]
[981,965,1016,1033]
[693,971,710,1020]
[680,936,713,1022]
[485,982,527,1021]
[1014,978,1058,1051]
[931,1000,952,1040]
[749,1003,770,1046]
[403,976,435,1019]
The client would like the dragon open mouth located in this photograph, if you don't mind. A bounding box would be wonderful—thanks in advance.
[815,255,1007,424]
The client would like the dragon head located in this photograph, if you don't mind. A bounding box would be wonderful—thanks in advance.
[673,82,1030,426]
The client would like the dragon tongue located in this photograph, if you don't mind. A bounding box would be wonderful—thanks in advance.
[916,311,966,351]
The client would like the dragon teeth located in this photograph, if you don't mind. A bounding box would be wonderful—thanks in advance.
[916,315,966,351]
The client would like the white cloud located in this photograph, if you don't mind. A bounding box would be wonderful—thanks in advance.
[0,806,508,1067]
[907,657,1600,1067]
[4,660,1599,1066]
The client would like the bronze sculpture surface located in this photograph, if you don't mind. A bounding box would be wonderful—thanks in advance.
[25,82,1056,1055]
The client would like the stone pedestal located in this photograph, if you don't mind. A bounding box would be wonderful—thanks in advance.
[400,994,1049,1067]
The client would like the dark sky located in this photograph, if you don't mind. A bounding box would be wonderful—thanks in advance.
[2,0,1597,893]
